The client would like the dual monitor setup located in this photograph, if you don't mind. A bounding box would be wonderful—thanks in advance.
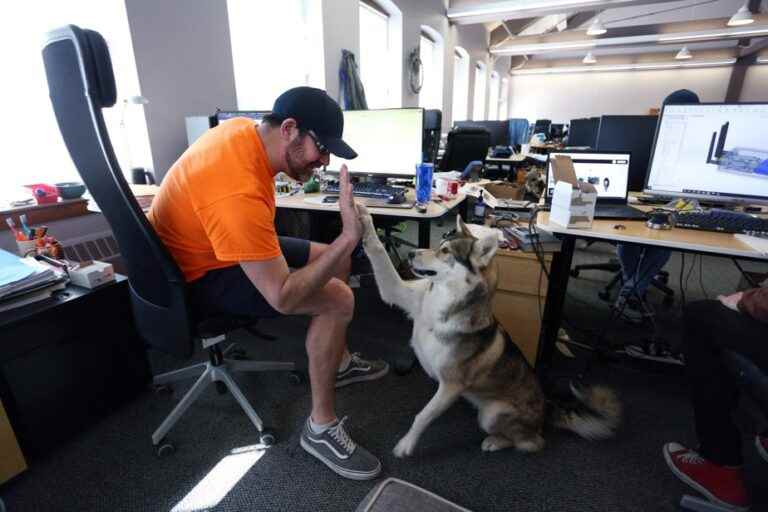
[545,103,768,207]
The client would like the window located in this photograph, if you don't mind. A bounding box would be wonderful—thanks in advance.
[418,26,443,110]
[451,47,470,122]
[488,72,500,121]
[358,0,402,108]
[0,1,152,202]
[499,78,509,120]
[228,0,324,109]
[472,61,487,121]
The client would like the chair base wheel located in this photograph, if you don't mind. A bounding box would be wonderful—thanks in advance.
[570,269,580,278]
[154,384,173,395]
[288,371,304,385]
[598,290,611,302]
[156,440,176,457]
[260,430,276,446]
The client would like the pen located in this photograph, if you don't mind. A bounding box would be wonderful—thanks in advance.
[5,217,25,240]
[20,214,31,238]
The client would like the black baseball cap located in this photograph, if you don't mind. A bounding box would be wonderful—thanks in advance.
[272,87,357,159]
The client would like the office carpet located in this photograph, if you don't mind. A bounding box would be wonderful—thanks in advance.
[2,226,767,512]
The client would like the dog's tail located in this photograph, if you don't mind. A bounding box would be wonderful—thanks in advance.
[548,382,622,440]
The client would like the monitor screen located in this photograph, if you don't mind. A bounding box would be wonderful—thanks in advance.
[568,117,599,147]
[327,108,424,177]
[645,104,768,204]
[214,110,270,126]
[596,115,658,192]
[454,120,509,146]
[546,151,631,202]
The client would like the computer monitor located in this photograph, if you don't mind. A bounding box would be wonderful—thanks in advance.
[567,117,599,147]
[549,124,565,139]
[453,120,509,147]
[327,108,424,178]
[533,119,551,136]
[212,110,270,127]
[645,103,768,205]
[596,115,658,192]
[545,150,631,204]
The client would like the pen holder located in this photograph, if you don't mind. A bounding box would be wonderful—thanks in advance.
[16,239,37,257]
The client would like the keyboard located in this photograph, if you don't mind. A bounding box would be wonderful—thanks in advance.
[675,210,768,235]
[324,181,406,204]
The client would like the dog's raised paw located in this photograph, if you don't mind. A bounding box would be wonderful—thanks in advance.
[393,436,415,458]
[481,435,514,452]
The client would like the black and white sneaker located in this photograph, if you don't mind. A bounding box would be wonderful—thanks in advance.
[335,353,389,388]
[625,341,684,365]
[300,417,381,481]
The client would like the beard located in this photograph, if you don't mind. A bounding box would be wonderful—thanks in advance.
[284,138,318,183]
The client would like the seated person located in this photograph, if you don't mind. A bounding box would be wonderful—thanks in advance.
[148,87,387,480]
[615,89,700,320]
[664,285,768,511]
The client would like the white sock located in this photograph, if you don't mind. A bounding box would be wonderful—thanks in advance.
[337,352,352,372]
[309,416,337,434]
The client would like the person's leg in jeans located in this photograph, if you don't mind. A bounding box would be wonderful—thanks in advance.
[616,244,672,300]
[664,299,768,510]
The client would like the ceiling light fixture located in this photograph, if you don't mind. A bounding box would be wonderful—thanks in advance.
[510,59,737,76]
[583,52,597,64]
[659,27,768,42]
[675,46,692,60]
[586,17,607,36]
[728,3,754,26]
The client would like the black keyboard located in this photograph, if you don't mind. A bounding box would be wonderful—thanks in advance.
[324,181,406,203]
[675,210,768,235]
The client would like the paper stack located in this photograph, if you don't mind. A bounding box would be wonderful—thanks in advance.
[0,249,67,312]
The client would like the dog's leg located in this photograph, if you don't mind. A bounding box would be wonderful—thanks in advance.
[359,205,424,315]
[393,382,463,458]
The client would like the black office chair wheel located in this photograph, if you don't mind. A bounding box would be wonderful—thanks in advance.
[288,371,304,385]
[570,269,580,278]
[259,429,276,446]
[154,384,173,395]
[156,440,176,458]
[215,381,228,395]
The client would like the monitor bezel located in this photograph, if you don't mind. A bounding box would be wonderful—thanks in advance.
[325,107,425,179]
[545,149,632,205]
[643,102,768,206]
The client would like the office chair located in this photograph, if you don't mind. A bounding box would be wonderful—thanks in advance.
[571,257,674,306]
[439,127,491,173]
[423,109,442,164]
[679,350,768,512]
[42,25,298,455]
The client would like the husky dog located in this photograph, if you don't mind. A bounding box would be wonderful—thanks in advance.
[359,206,621,457]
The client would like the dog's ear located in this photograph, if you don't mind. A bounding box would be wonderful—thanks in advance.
[471,234,498,269]
[456,215,475,239]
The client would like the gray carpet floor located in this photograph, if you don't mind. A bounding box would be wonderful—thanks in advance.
[2,222,767,512]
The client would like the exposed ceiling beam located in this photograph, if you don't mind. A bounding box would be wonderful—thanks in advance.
[490,17,537,47]
[739,36,768,57]
[491,15,768,56]
[737,0,765,47]
[447,0,676,25]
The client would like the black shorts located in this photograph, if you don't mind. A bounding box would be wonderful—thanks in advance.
[188,236,311,319]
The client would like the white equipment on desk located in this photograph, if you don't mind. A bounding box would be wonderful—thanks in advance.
[69,260,115,288]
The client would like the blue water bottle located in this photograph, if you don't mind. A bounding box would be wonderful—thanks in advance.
[415,162,434,205]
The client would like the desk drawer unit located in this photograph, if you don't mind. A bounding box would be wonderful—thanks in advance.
[492,250,553,365]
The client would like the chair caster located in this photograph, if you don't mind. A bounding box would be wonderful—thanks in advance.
[215,381,227,395]
[154,384,173,395]
[394,355,418,376]
[598,290,611,302]
[570,269,580,278]
[288,371,304,385]
[260,429,276,446]
[156,439,176,457]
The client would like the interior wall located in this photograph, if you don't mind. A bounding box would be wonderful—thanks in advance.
[321,0,360,104]
[740,63,768,102]
[507,66,733,124]
[125,0,238,182]
[454,23,490,121]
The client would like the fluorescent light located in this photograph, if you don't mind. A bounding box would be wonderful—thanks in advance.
[510,59,736,75]
[586,18,607,36]
[675,46,692,60]
[757,57,768,64]
[447,0,595,20]
[660,28,768,42]
[728,4,754,27]
[582,52,597,64]
[491,41,596,55]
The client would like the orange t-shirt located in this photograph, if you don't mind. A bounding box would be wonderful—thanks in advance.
[148,118,281,282]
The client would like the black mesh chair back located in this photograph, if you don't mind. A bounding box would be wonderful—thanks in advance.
[422,109,442,164]
[439,128,490,172]
[42,25,194,358]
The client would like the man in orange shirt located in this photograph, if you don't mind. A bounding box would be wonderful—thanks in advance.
[149,87,385,480]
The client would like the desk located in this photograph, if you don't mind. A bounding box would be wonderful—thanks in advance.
[276,190,467,248]
[533,213,768,378]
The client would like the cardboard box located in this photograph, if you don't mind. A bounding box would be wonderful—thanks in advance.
[483,182,524,201]
[549,155,597,229]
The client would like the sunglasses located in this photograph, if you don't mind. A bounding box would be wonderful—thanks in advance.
[305,129,330,157]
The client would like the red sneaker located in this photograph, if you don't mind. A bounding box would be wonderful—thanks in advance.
[663,442,750,512]
[756,435,768,464]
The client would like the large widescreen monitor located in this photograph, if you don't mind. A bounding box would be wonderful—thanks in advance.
[596,115,658,192]
[645,103,768,205]
[327,108,424,177]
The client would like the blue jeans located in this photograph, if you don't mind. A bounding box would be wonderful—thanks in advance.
[616,244,671,299]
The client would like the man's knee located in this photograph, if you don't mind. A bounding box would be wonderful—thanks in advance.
[324,278,355,320]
